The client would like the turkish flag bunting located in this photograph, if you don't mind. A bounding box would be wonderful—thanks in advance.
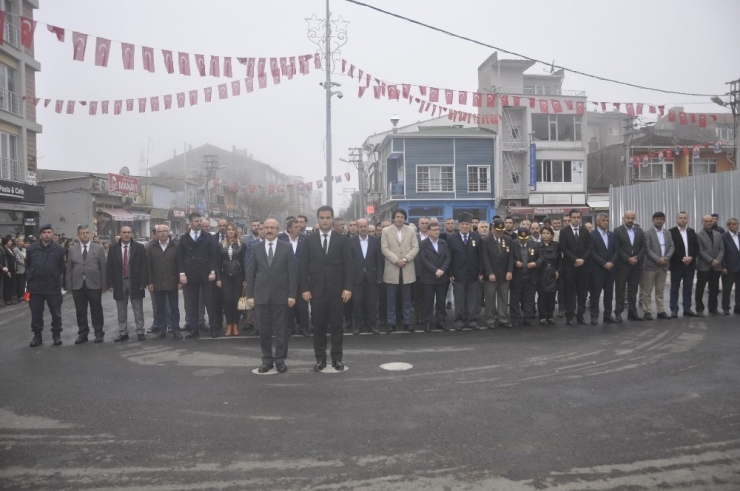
[94,37,111,67]
[162,50,174,74]
[204,87,213,102]
[101,101,109,113]
[682,146,689,156]
[121,43,135,69]
[600,102,606,112]
[246,58,255,77]
[514,96,521,107]
[341,59,347,74]
[142,47,155,72]
[402,84,411,98]
[72,32,88,61]
[419,86,427,96]
[626,103,635,116]
[138,98,146,113]
[306,182,312,191]
[690,113,696,123]
[258,74,267,89]
[210,56,221,77]
[540,99,549,113]
[424,102,432,112]
[365,74,371,87]
[576,101,585,115]
[217,84,228,100]
[458,91,467,105]
[668,110,676,122]
[66,101,75,114]
[613,103,621,110]
[245,78,254,93]
[418,99,424,113]
[648,105,656,114]
[176,93,185,108]
[54,100,63,113]
[113,100,122,115]
[126,99,134,111]
[472,93,482,107]
[665,149,673,160]
[345,172,351,181]
[20,17,36,48]
[551,100,563,113]
[288,57,296,78]
[348,64,355,78]
[699,114,707,128]
[529,97,536,108]
[195,54,206,76]
[89,101,98,115]
[500,95,509,106]
[314,53,321,69]
[44,99,51,107]
[231,80,241,96]
[298,56,308,75]
[150,96,159,112]
[47,24,64,42]
[658,105,665,116]
[448,110,455,121]
[636,103,643,115]
[388,85,399,100]
[280,57,287,75]
[163,95,171,110]
[486,93,496,107]
[358,86,367,98]
[565,100,573,111]
[431,105,437,117]
[268,186,275,195]
[178,52,191,75]
[272,72,280,84]
[189,90,198,105]
[429,88,439,103]
[373,86,382,99]
[679,112,688,125]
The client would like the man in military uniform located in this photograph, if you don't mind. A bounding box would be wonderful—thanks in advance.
[509,228,542,327]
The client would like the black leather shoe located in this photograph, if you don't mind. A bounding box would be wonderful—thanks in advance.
[52,334,62,346]
[30,333,42,348]
[723,310,730,315]
[424,324,432,332]
[332,360,345,371]
[643,313,653,321]
[114,334,129,342]
[137,333,146,341]
[671,311,678,318]
[94,335,104,343]
[657,312,671,320]
[416,319,423,326]
[603,314,617,323]
[577,315,587,325]
[74,336,88,345]
[614,314,623,323]
[353,328,360,335]
[386,325,395,334]
[566,318,574,326]
[210,329,218,338]
[590,318,598,325]
[314,360,327,372]
[684,310,698,317]
[446,301,452,309]
[695,311,705,317]
[276,363,287,373]
[547,319,556,325]
[439,323,450,331]
[709,310,721,315]
[199,323,209,332]
[407,324,415,333]
[627,314,644,321]
[372,328,379,335]
[185,331,199,339]
[258,363,274,373]
[154,333,167,339]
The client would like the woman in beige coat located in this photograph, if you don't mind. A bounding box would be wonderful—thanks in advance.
[380,209,419,332]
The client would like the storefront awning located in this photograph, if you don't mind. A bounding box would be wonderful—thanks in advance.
[586,198,610,210]
[509,206,590,215]
[149,208,169,219]
[98,207,135,221]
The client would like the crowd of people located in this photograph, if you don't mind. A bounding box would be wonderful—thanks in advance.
[21,206,740,374]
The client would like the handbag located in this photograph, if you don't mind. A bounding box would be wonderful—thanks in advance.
[237,285,250,311]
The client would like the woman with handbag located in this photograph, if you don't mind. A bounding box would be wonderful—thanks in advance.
[216,222,246,336]
[537,226,561,325]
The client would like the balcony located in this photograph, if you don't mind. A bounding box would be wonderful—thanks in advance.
[0,87,22,116]
[0,157,23,182]
[388,181,404,199]
[3,22,19,48]
[502,141,528,152]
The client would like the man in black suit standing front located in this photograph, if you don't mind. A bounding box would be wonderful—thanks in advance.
[107,226,148,341]
[559,208,594,325]
[418,222,451,332]
[177,212,218,338]
[447,212,483,330]
[279,218,309,336]
[669,211,700,317]
[246,218,297,373]
[614,210,646,322]
[589,213,618,325]
[721,218,740,315]
[349,218,383,335]
[300,206,353,372]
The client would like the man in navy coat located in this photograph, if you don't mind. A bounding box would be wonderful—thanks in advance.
[589,213,618,324]
[446,212,483,330]
[721,217,740,315]
[279,218,309,336]
[349,219,383,334]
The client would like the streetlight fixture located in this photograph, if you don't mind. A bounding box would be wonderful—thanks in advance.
[711,79,739,169]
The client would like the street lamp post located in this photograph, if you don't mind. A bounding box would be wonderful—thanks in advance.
[711,79,739,170]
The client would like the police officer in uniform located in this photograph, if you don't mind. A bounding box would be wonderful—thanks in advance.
[509,228,542,327]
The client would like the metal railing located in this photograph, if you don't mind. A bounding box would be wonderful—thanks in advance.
[3,21,19,48]
[0,87,22,116]
[0,157,23,182]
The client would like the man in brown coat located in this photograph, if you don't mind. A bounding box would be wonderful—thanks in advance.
[380,209,419,332]
[147,224,182,339]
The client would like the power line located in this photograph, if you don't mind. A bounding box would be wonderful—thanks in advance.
[344,0,717,98]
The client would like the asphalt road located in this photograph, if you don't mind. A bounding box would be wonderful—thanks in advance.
[1,290,739,490]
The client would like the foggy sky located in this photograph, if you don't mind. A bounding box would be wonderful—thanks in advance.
[35,0,740,210]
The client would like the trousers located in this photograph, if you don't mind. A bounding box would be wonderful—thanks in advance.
[116,278,145,335]
[29,293,63,333]
[257,300,289,365]
[71,284,104,336]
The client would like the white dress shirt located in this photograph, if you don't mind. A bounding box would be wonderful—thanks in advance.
[159,239,169,251]
[265,240,276,256]
[359,235,369,258]
[289,236,299,254]
[599,228,609,249]
[654,227,666,256]
[678,227,689,257]
[731,232,739,251]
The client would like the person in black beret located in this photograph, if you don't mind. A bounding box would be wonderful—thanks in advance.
[446,212,483,330]
[509,227,542,327]
[26,224,67,347]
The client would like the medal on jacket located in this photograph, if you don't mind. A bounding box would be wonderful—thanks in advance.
[529,248,535,256]
[471,240,476,247]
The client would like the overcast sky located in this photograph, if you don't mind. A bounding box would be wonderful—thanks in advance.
[35,0,739,209]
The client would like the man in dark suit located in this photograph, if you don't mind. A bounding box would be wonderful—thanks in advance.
[246,218,297,373]
[211,218,228,332]
[696,215,724,315]
[66,224,107,344]
[241,232,263,335]
[721,218,740,315]
[418,222,451,331]
[559,209,594,325]
[300,206,353,372]
[589,213,618,325]
[669,211,700,317]
[107,226,148,341]
[509,228,542,327]
[447,212,483,330]
[481,219,513,328]
[177,212,218,338]
[613,210,646,322]
[279,218,309,336]
[349,218,383,335]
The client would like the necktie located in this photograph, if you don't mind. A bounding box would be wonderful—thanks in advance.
[123,245,129,277]
[220,234,224,242]
[268,242,274,266]
[194,231,199,241]
[323,234,328,255]
[82,245,87,261]
[575,228,579,238]
[463,235,468,245]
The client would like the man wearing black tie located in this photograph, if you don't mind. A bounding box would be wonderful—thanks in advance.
[349,219,383,334]
[300,206,353,372]
[66,225,107,344]
[589,213,618,325]
[447,212,483,330]
[614,210,646,322]
[669,212,700,317]
[558,209,594,325]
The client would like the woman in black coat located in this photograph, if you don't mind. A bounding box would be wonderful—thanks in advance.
[537,226,561,325]
[216,222,246,336]
[2,236,17,305]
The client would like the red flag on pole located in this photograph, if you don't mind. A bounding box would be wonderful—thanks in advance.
[429,88,439,103]
[142,47,155,72]
[472,93,482,107]
[121,43,135,69]
[72,32,88,61]
[20,17,36,48]
[162,50,174,74]
[178,52,191,75]
[94,37,110,67]
[458,91,467,105]
[486,93,496,107]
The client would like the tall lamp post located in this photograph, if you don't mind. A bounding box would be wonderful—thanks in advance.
[711,78,739,169]
[306,1,349,207]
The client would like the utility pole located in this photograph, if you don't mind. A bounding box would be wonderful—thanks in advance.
[623,116,636,186]
[202,154,220,216]
[348,147,364,218]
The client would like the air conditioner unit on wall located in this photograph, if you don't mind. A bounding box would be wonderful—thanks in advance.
[508,200,521,208]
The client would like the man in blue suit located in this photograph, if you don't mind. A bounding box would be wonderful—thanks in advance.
[279,218,309,336]
[349,219,383,334]
[589,213,618,325]
[721,217,740,315]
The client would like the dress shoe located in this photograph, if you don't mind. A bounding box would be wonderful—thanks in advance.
[210,329,218,338]
[546,319,556,325]
[407,325,415,333]
[30,333,42,347]
[522,321,533,327]
[314,360,327,372]
[353,328,360,335]
[671,311,678,318]
[446,301,452,309]
[614,314,623,323]
[199,323,209,332]
[276,363,287,373]
[74,336,88,345]
[643,313,654,321]
[603,314,617,323]
[566,318,573,326]
[424,324,432,332]
[709,310,721,315]
[695,311,705,317]
[258,363,274,373]
[154,333,167,339]
[371,328,379,335]
[94,334,104,343]
[332,360,345,371]
[137,333,146,341]
[723,310,730,316]
[577,315,587,325]
[182,324,192,332]
[387,325,395,334]
[416,319,423,325]
[627,314,643,322]
[52,334,62,346]
[185,331,199,339]
[657,312,671,320]
[173,332,183,340]
[439,323,450,331]
[469,324,480,330]
[114,334,129,342]
[590,318,598,325]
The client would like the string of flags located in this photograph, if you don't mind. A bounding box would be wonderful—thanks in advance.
[212,173,351,195]
[629,141,724,168]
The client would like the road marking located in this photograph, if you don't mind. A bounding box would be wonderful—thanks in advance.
[380,362,413,371]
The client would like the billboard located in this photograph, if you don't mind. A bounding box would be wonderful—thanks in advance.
[108,173,139,196]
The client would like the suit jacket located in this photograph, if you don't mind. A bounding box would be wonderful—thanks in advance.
[176,231,217,283]
[350,235,384,284]
[481,233,514,281]
[696,228,724,272]
[644,227,675,272]
[559,226,594,271]
[669,226,700,270]
[590,228,618,274]
[246,239,297,304]
[66,241,107,291]
[380,224,419,284]
[299,230,353,297]
[243,238,263,277]
[510,240,542,285]
[447,231,483,282]
[107,241,147,300]
[147,239,180,291]
[418,237,451,284]
[721,232,740,273]
[613,225,646,266]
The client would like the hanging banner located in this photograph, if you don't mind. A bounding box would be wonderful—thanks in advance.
[529,143,537,191]
[108,173,139,196]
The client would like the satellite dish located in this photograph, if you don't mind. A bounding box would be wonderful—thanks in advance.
[120,166,130,176]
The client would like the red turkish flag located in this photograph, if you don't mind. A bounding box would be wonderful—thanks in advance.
[192,54,205,76]
[458,91,468,105]
[649,105,656,114]
[699,114,707,128]
[288,57,296,78]
[101,101,109,114]
[258,58,266,76]
[626,103,635,116]
[429,87,439,103]
[445,90,454,105]
[189,90,198,105]
[94,37,111,67]
[218,84,228,99]
[126,99,134,111]
[373,86,382,99]
[345,172,351,181]
[138,98,146,113]
[500,95,509,106]
[72,32,88,61]
[258,74,267,89]
[665,149,673,161]
[176,93,185,108]
[150,96,159,112]
[341,59,347,74]
[142,47,155,72]
[47,24,64,42]
[210,56,221,77]
[565,100,573,111]
[178,52,191,75]
[89,101,98,115]
[679,112,688,125]
[388,85,399,100]
[486,93,496,107]
[231,80,241,96]
[280,57,287,76]
[358,86,367,98]
[268,185,275,195]
[365,74,371,87]
[513,96,521,107]
[710,115,717,122]
[162,50,174,74]
[419,86,427,96]
[54,100,63,113]
[658,105,665,116]
[357,68,363,82]
[690,113,696,123]
[113,100,122,115]
[682,146,689,156]
[20,17,36,48]
[163,95,172,110]
[402,84,411,98]
[204,87,213,102]
[121,43,135,69]
[472,93,482,107]
[540,99,549,113]
[552,100,563,113]
[245,78,254,93]
[600,102,607,112]
[668,110,676,122]
[636,103,643,115]
[529,98,536,108]
[270,57,279,75]
[575,101,585,115]
[246,58,255,77]
[272,72,280,85]
[44,99,50,107]
[314,53,321,69]
[347,64,354,78]
[224,57,233,78]
[66,101,75,114]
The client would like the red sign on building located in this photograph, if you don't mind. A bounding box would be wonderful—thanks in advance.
[108,173,139,196]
